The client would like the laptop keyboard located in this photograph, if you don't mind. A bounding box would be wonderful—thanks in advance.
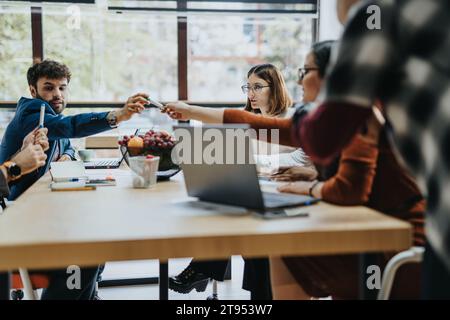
[93,160,119,166]
[84,160,120,168]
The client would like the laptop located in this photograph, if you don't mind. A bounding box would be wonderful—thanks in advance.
[173,124,319,216]
[83,156,124,169]
[84,129,138,169]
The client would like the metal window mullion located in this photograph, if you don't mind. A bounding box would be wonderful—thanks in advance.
[31,6,43,63]
[177,0,188,100]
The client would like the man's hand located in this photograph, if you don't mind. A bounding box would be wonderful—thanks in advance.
[162,102,192,121]
[11,144,47,176]
[57,154,72,162]
[21,128,49,152]
[114,93,148,124]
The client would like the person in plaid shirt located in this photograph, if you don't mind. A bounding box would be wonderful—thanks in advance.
[293,0,450,298]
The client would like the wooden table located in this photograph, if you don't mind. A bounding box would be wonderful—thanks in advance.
[0,169,412,299]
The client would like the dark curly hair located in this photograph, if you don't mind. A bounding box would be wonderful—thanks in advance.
[27,60,71,88]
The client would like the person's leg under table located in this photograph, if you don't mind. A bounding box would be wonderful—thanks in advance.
[358,253,380,300]
[191,259,230,281]
[243,257,273,300]
[422,242,450,299]
[169,258,229,296]
[160,260,168,300]
[40,266,100,300]
[0,272,11,300]
[282,254,385,300]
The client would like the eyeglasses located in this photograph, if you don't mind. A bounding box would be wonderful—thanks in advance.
[241,84,270,94]
[298,67,319,81]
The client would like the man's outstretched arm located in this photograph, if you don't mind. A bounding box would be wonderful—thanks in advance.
[21,93,147,140]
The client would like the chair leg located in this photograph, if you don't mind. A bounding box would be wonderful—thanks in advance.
[207,280,219,300]
[18,268,38,300]
[11,290,24,300]
[377,247,424,300]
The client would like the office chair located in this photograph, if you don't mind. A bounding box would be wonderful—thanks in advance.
[207,280,219,300]
[377,246,424,300]
[1,202,48,300]
[10,269,49,300]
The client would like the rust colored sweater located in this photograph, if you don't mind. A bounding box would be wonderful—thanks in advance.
[223,109,293,146]
[224,109,425,245]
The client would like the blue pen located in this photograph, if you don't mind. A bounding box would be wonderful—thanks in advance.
[39,104,45,128]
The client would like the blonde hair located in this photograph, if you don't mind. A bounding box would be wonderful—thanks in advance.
[244,64,292,117]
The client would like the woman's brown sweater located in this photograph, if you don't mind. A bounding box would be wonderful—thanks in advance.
[224,109,425,245]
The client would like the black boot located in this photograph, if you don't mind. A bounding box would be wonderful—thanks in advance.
[169,264,210,294]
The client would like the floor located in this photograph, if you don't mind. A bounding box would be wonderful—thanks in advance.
[98,256,251,300]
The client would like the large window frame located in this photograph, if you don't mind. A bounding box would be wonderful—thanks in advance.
[0,0,318,108]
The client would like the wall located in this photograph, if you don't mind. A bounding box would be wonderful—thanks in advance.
[318,0,343,41]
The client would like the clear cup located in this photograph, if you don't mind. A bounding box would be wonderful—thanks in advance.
[129,156,160,189]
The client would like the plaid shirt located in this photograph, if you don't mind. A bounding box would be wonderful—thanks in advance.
[323,0,450,268]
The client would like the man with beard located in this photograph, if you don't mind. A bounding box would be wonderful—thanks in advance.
[0,59,147,299]
[0,59,148,200]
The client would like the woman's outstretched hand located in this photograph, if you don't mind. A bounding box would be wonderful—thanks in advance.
[162,101,192,121]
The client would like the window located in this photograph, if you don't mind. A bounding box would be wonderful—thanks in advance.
[0,5,32,101]
[188,15,313,103]
[0,5,32,137]
[1,0,317,104]
[43,4,178,102]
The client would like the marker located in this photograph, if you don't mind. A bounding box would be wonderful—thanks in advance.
[39,104,45,128]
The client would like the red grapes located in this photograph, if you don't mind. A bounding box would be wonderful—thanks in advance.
[118,130,175,151]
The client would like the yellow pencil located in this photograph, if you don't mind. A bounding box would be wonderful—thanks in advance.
[51,186,96,191]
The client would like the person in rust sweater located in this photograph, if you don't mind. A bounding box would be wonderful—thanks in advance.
[163,39,425,299]
[271,112,425,299]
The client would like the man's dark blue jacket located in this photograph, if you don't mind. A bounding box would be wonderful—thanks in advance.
[0,97,112,200]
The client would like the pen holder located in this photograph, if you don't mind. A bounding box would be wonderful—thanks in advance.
[128,156,160,189]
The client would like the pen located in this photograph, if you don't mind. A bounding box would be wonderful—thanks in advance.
[39,104,45,128]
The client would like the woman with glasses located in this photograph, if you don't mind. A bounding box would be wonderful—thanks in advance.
[164,63,314,177]
[241,63,291,117]
[164,40,424,300]
[168,63,312,300]
[243,64,313,176]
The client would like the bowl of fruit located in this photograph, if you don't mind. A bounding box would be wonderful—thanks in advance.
[118,129,180,180]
